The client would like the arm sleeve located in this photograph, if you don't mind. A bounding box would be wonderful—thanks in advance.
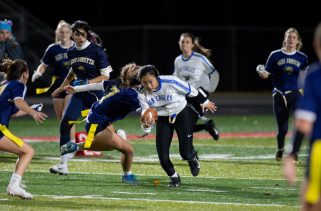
[73,81,105,92]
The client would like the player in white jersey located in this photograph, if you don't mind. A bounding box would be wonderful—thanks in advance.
[138,65,217,187]
[173,33,220,140]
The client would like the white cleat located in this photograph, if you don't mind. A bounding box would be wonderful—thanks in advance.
[49,164,68,175]
[7,183,33,199]
[117,129,127,141]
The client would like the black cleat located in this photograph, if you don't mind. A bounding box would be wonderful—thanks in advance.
[168,174,181,187]
[275,149,284,161]
[205,119,219,141]
[188,156,201,177]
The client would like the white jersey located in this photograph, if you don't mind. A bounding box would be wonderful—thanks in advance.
[173,51,219,93]
[138,75,199,116]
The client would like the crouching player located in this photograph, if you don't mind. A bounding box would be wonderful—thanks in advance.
[0,59,47,199]
[60,63,141,184]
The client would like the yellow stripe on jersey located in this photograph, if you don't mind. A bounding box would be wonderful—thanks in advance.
[306,140,321,204]
[0,124,24,148]
[84,123,98,149]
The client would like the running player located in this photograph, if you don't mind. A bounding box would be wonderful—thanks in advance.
[60,63,141,184]
[0,59,47,199]
[50,20,112,175]
[173,32,220,140]
[138,64,217,187]
[256,27,308,161]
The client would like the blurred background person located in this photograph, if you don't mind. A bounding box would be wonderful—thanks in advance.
[31,20,76,144]
[173,32,220,141]
[0,19,24,63]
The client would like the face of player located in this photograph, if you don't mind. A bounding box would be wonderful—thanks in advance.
[141,74,159,93]
[179,36,194,56]
[21,69,29,84]
[0,30,11,41]
[284,32,299,51]
[57,25,72,43]
[72,28,87,47]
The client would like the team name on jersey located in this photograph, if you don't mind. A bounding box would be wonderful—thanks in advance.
[148,94,173,105]
[177,66,196,73]
[54,53,68,62]
[277,58,301,67]
[70,57,95,65]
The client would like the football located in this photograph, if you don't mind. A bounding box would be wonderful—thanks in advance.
[140,108,158,124]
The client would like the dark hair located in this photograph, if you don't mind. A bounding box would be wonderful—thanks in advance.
[71,20,92,41]
[180,32,212,59]
[2,59,28,81]
[138,65,159,80]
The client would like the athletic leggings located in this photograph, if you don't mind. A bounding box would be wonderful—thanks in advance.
[156,106,199,176]
[273,90,303,150]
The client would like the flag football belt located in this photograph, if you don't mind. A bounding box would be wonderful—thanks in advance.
[84,123,98,149]
[68,109,90,125]
[36,76,57,94]
[305,139,321,204]
[272,88,303,109]
[0,124,24,148]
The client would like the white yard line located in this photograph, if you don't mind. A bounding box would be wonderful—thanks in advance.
[37,194,298,207]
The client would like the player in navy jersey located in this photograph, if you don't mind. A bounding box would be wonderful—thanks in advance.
[283,22,321,210]
[60,63,141,184]
[256,27,308,161]
[173,33,220,140]
[50,20,113,175]
[0,59,47,199]
[31,20,76,142]
[138,65,217,187]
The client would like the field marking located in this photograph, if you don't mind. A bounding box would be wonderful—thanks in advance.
[112,191,156,195]
[0,169,301,182]
[186,188,228,193]
[37,194,298,207]
[251,187,298,191]
[22,131,291,142]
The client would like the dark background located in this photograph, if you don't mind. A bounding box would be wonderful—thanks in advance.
[1,0,320,93]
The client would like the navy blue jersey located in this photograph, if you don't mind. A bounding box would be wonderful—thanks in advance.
[68,43,110,80]
[265,49,308,92]
[296,62,321,142]
[0,80,26,126]
[86,80,140,125]
[41,43,73,78]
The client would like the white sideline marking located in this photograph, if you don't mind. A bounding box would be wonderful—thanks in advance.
[186,189,228,193]
[112,191,156,195]
[252,187,298,191]
[38,194,298,207]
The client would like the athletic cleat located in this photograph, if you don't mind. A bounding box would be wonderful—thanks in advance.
[61,142,79,156]
[122,174,138,184]
[7,182,33,199]
[205,119,219,140]
[275,149,284,161]
[49,164,68,175]
[188,156,201,177]
[116,129,127,141]
[168,174,181,187]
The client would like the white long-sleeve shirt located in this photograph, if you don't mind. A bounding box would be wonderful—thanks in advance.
[173,51,219,93]
[138,75,200,116]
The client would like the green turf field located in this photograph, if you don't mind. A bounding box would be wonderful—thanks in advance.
[0,115,307,210]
